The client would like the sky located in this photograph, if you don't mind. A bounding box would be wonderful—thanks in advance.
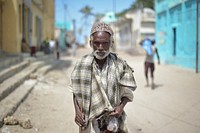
[55,0,135,43]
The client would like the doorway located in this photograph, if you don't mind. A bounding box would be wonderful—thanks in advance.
[173,27,177,56]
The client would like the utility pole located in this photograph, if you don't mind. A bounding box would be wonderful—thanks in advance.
[73,19,76,39]
[196,0,199,73]
[113,0,116,52]
[64,4,67,30]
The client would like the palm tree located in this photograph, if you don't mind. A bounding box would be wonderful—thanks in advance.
[117,0,155,17]
[80,5,93,24]
[130,0,155,10]
[79,5,94,39]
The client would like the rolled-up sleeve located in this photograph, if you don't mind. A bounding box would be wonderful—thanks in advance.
[119,86,134,102]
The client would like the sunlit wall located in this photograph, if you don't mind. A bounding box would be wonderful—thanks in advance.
[156,0,200,70]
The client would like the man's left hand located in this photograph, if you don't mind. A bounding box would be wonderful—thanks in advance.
[109,97,130,117]
[109,104,124,118]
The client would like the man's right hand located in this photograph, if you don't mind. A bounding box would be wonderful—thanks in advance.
[73,95,86,127]
[75,109,86,127]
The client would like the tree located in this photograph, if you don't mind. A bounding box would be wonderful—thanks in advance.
[79,5,94,39]
[117,0,155,17]
[131,0,155,10]
[80,5,93,20]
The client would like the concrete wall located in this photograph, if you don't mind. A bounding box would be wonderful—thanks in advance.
[126,8,155,45]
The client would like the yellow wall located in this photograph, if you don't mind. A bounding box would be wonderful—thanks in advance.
[43,0,55,40]
[32,2,43,47]
[2,0,19,53]
[31,0,55,47]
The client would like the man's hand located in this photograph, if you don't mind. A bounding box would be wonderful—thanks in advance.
[73,95,86,127]
[75,109,86,127]
[109,97,130,118]
[109,104,124,118]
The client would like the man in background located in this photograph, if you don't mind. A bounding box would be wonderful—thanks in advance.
[140,38,160,88]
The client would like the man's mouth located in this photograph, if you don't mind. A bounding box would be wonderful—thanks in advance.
[97,52,105,56]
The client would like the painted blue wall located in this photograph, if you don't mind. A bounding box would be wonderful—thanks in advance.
[156,0,200,70]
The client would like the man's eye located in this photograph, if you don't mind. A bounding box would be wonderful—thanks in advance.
[93,42,100,46]
[103,42,109,45]
[94,42,108,45]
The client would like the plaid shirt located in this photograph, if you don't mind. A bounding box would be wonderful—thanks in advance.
[71,53,137,129]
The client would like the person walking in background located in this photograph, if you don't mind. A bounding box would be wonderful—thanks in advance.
[71,38,77,57]
[70,22,137,133]
[30,42,37,57]
[21,38,30,53]
[49,38,55,54]
[140,38,160,88]
[55,39,60,60]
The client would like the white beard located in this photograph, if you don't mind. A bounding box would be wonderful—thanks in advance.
[93,50,110,60]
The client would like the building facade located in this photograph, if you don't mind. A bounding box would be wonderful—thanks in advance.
[115,18,133,50]
[113,8,155,50]
[0,0,55,54]
[156,0,199,70]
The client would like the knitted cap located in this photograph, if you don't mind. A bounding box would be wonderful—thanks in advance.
[90,22,113,36]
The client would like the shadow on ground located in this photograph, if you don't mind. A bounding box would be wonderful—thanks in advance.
[151,83,163,90]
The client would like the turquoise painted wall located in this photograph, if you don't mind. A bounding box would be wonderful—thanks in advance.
[156,0,200,70]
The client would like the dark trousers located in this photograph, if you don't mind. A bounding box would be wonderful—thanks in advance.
[30,46,36,57]
[144,61,155,78]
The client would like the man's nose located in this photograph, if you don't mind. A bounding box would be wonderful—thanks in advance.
[98,43,104,49]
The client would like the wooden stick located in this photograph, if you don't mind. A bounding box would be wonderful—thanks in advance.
[79,103,83,133]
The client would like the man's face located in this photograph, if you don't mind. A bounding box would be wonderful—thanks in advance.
[91,31,111,60]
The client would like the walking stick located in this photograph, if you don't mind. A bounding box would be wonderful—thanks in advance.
[79,102,83,133]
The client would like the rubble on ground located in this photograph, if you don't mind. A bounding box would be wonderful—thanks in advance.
[19,118,32,129]
[3,116,18,125]
[3,116,32,129]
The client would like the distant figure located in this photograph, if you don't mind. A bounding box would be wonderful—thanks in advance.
[49,38,55,53]
[21,38,30,53]
[71,38,77,57]
[30,41,37,57]
[55,39,60,60]
[42,38,50,54]
[140,38,160,87]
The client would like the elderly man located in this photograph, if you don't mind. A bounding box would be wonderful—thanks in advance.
[71,22,137,133]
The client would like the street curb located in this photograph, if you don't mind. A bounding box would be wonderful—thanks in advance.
[0,62,42,102]
[0,80,37,127]
[0,56,22,71]
[0,60,29,84]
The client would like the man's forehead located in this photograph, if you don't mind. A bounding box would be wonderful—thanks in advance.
[90,22,113,36]
[93,31,110,40]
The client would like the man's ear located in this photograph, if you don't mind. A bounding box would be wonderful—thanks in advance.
[110,40,114,48]
[90,40,93,48]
